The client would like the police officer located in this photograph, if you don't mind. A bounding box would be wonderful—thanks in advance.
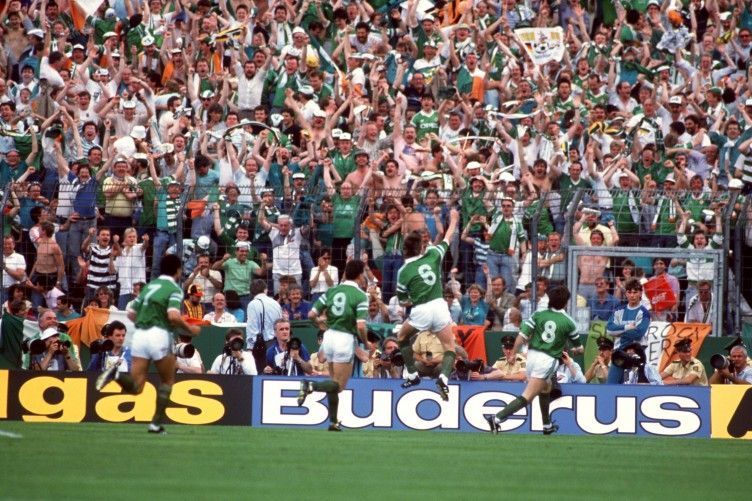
[585,336,613,384]
[486,335,527,381]
[661,339,708,386]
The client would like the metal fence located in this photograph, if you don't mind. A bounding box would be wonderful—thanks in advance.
[2,178,751,337]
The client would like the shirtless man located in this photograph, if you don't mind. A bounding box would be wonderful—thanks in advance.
[393,96,428,175]
[343,149,375,190]
[4,10,27,69]
[370,157,405,200]
[577,230,609,300]
[29,222,65,295]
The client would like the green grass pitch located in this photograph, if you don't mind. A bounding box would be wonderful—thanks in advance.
[0,422,748,500]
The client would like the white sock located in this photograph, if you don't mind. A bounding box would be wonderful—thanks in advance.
[407,372,419,380]
[438,374,448,384]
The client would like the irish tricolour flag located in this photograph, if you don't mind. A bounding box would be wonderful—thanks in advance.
[0,307,134,369]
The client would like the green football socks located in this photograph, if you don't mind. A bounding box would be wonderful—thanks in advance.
[440,350,456,379]
[115,372,137,394]
[398,339,418,374]
[538,392,552,426]
[152,384,173,426]
[313,380,341,424]
[495,396,528,422]
[312,380,339,393]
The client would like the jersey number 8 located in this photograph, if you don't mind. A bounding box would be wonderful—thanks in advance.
[541,320,557,343]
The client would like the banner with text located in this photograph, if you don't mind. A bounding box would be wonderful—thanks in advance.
[0,370,252,425]
[585,321,711,372]
[514,27,566,65]
[252,377,710,437]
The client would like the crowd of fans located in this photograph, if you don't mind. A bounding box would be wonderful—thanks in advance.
[2,0,752,382]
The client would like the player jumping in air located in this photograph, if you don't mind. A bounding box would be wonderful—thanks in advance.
[396,208,460,401]
[486,285,582,435]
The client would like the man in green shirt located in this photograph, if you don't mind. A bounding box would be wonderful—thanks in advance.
[299,260,369,431]
[96,255,200,434]
[410,93,439,142]
[213,241,267,309]
[486,286,582,435]
[396,208,460,401]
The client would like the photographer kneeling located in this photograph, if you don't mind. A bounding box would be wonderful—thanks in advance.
[264,319,312,376]
[29,327,81,371]
[451,346,494,381]
[87,321,131,375]
[709,346,752,384]
[366,336,404,378]
[614,342,663,385]
[208,329,257,375]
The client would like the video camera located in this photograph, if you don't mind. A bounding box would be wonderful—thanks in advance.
[710,354,731,370]
[223,338,245,356]
[90,338,114,355]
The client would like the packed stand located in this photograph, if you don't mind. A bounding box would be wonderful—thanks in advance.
[1,0,752,384]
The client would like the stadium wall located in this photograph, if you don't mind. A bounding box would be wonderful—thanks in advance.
[1,370,750,439]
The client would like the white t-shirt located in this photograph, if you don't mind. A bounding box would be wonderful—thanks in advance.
[309,265,339,294]
[210,353,258,375]
[114,244,147,295]
[2,251,26,288]
[177,351,204,374]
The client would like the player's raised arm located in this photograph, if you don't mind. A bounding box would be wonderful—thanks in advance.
[442,208,460,245]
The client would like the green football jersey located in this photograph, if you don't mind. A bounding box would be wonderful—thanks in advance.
[520,309,580,359]
[411,110,439,142]
[129,276,184,332]
[396,241,448,305]
[313,281,368,335]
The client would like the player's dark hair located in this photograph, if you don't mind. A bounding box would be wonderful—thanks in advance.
[403,231,423,258]
[160,254,182,277]
[548,286,570,310]
[344,260,365,280]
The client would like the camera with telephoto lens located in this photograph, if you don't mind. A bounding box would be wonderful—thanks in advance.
[379,349,404,366]
[90,338,114,354]
[710,354,731,370]
[175,342,195,358]
[612,344,650,383]
[54,339,72,354]
[611,350,643,370]
[456,358,484,373]
[223,338,245,355]
[22,338,46,355]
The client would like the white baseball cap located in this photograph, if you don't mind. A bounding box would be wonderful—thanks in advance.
[39,328,59,341]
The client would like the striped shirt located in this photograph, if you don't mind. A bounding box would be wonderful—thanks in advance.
[473,239,490,265]
[86,244,117,291]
